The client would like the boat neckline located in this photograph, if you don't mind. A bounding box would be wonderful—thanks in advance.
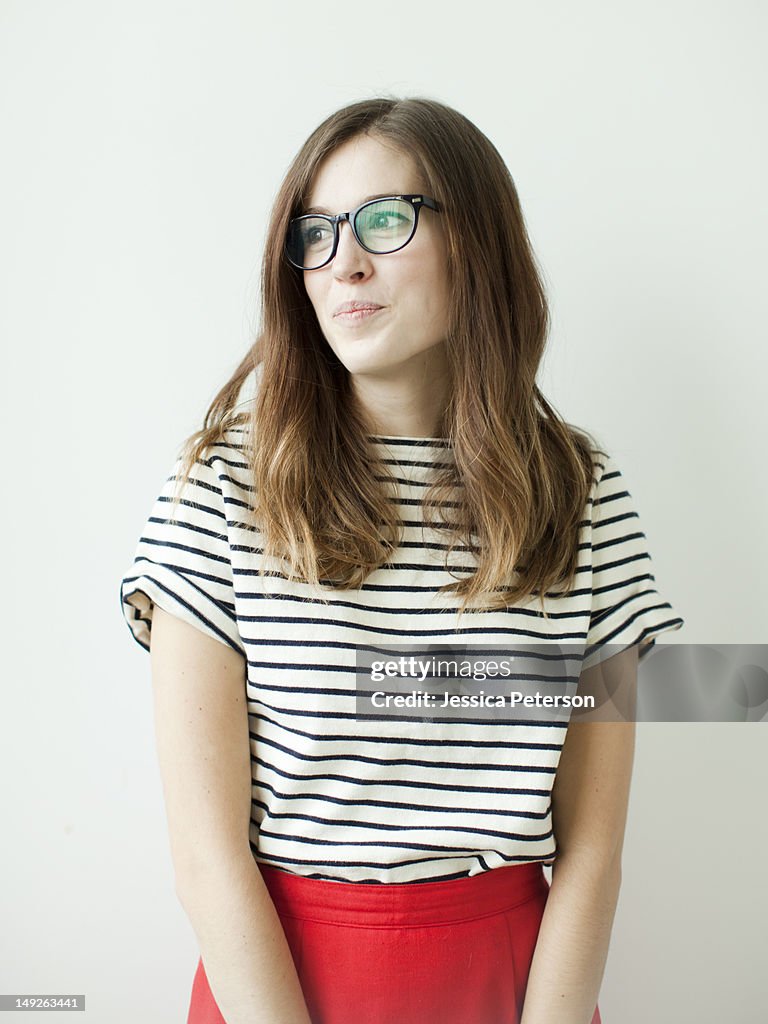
[367,434,449,443]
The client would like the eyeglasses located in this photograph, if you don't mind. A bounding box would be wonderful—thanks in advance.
[285,194,442,271]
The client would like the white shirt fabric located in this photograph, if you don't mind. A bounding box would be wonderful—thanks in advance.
[120,428,683,883]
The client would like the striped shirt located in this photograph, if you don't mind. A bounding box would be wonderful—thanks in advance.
[120,430,684,883]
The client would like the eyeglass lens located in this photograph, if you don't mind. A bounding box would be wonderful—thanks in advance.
[286,198,417,270]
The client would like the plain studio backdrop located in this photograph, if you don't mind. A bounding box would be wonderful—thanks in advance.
[1,1,766,1021]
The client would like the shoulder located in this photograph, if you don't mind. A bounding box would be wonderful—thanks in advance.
[586,446,632,522]
[175,425,253,499]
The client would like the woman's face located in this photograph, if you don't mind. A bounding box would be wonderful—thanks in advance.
[301,134,450,385]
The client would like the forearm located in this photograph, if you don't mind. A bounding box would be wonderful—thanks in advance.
[176,852,313,1024]
[519,854,621,1024]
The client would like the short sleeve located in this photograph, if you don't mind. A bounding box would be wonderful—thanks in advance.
[582,451,684,671]
[119,453,245,657]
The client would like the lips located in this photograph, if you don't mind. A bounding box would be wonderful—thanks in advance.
[333,301,384,317]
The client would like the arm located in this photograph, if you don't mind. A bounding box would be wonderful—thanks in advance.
[519,644,640,1024]
[149,605,312,1024]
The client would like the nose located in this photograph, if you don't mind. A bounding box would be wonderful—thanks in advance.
[332,219,374,281]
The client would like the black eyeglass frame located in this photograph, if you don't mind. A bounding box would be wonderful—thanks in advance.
[285,194,442,271]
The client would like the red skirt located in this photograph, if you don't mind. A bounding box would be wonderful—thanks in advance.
[187,861,602,1024]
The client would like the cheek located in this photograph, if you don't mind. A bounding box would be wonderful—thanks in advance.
[303,280,326,322]
[410,256,450,329]
[400,287,447,340]
[400,243,446,297]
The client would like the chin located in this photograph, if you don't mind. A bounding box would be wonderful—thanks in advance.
[327,328,387,358]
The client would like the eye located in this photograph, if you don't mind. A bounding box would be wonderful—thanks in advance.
[358,200,415,240]
[370,211,408,230]
[302,221,333,248]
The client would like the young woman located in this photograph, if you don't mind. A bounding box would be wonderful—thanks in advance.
[120,97,684,1024]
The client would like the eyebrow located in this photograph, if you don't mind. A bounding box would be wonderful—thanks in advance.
[302,193,402,215]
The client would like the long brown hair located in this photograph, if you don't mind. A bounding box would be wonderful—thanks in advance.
[171,96,600,623]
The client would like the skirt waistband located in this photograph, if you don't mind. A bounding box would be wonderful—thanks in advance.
[257,862,548,928]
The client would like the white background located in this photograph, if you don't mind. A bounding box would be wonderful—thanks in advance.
[1,1,766,1021]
